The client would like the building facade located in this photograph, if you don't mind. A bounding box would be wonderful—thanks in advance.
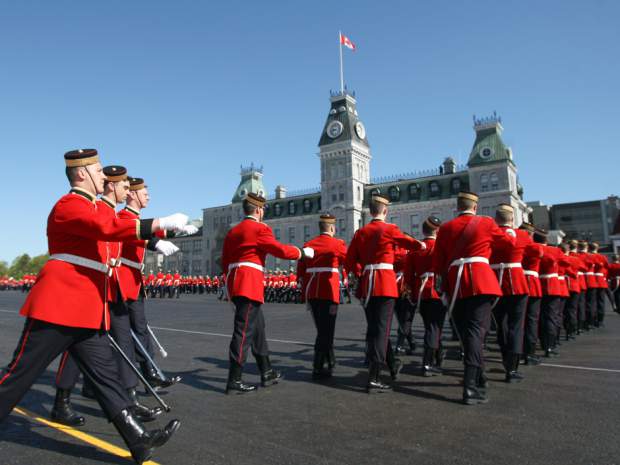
[191,91,529,275]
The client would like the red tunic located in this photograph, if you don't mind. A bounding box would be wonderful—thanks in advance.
[406,237,440,302]
[522,242,545,298]
[581,253,598,289]
[432,214,515,299]
[97,198,123,302]
[20,191,143,329]
[608,263,620,291]
[564,255,581,294]
[222,217,301,303]
[539,246,571,297]
[592,253,609,289]
[116,207,149,301]
[345,219,424,300]
[489,227,532,296]
[297,233,347,303]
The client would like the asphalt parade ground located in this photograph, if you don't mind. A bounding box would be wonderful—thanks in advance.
[0,292,619,465]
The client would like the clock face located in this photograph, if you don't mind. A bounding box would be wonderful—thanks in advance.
[480,147,494,159]
[327,120,344,139]
[355,121,366,139]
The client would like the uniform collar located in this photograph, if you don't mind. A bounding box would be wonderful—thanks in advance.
[70,187,96,204]
[458,211,475,216]
[100,196,116,209]
[125,205,141,216]
[244,216,259,222]
[424,236,436,241]
[371,218,385,223]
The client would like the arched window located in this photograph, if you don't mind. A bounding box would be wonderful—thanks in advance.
[450,178,461,194]
[429,181,440,197]
[480,173,489,192]
[490,172,499,190]
[274,203,282,216]
[408,183,420,200]
[288,201,296,215]
[388,185,400,201]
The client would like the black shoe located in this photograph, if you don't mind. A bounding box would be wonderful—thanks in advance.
[140,363,181,390]
[312,352,331,380]
[225,360,257,394]
[435,347,445,368]
[407,336,417,355]
[256,355,283,387]
[113,408,180,464]
[328,348,337,370]
[477,368,489,391]
[366,363,392,393]
[128,388,163,422]
[50,389,85,427]
[389,358,403,381]
[463,366,488,405]
[525,354,541,366]
[394,345,406,355]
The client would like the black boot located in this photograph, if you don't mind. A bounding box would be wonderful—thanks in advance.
[477,367,489,391]
[256,355,282,387]
[525,350,541,366]
[421,348,441,377]
[435,345,445,368]
[113,408,180,465]
[225,360,256,394]
[312,352,330,380]
[406,335,417,355]
[394,333,406,355]
[128,388,163,422]
[50,388,85,427]
[366,363,392,393]
[140,362,181,390]
[463,365,488,405]
[504,354,524,383]
[328,347,337,370]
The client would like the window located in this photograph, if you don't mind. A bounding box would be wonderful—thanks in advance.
[480,173,489,192]
[206,238,210,249]
[304,225,311,241]
[214,217,218,228]
[338,219,346,235]
[429,181,440,196]
[227,216,231,224]
[482,206,490,216]
[408,183,420,200]
[450,178,461,194]
[303,199,312,213]
[357,185,361,200]
[490,172,499,190]
[388,185,400,202]
[389,215,399,226]
[274,228,281,240]
[193,240,202,252]
[338,185,345,201]
[288,201,296,215]
[370,188,381,198]
[192,260,201,273]
[288,227,296,242]
[410,214,420,235]
[338,162,345,178]
[274,203,282,216]
[332,193,337,202]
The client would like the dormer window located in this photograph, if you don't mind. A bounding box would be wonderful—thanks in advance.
[480,174,489,192]
[450,178,461,194]
[303,199,312,213]
[274,203,282,216]
[408,183,420,200]
[388,186,400,202]
[429,181,440,197]
[288,201,296,215]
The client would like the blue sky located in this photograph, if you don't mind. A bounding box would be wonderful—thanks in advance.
[1,0,618,262]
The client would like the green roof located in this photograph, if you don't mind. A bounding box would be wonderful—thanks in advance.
[365,172,470,205]
[318,93,369,148]
[468,118,513,167]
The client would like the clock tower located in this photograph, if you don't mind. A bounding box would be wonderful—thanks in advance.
[318,90,371,241]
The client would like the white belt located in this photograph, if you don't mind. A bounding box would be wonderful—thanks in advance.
[447,257,489,316]
[490,262,522,270]
[577,272,584,276]
[49,253,110,275]
[558,276,565,281]
[228,261,264,272]
[306,267,339,273]
[524,270,539,278]
[362,263,394,307]
[594,273,604,277]
[585,272,595,276]
[120,257,144,271]
[539,273,558,279]
[416,272,435,309]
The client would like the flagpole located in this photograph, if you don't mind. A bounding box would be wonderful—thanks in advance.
[339,30,344,94]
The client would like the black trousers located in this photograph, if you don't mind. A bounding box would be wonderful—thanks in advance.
[595,288,606,324]
[419,299,446,350]
[492,294,528,357]
[0,319,130,422]
[540,296,561,350]
[365,297,395,365]
[614,288,620,312]
[110,300,138,389]
[128,295,154,364]
[229,297,269,366]
[577,291,586,328]
[523,297,541,355]
[452,295,494,368]
[564,292,580,334]
[309,300,338,355]
[585,288,596,326]
[394,296,415,341]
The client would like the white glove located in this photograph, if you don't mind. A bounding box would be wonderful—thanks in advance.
[302,247,315,259]
[177,224,199,236]
[159,213,189,231]
[155,240,179,256]
[506,228,517,238]
[419,240,427,250]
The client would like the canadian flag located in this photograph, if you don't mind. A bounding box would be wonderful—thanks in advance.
[340,32,356,51]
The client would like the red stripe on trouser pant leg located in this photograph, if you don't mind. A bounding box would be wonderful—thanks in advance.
[55,351,70,385]
[0,320,35,385]
[237,303,252,364]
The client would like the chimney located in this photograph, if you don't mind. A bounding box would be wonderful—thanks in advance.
[275,185,287,199]
[443,157,456,175]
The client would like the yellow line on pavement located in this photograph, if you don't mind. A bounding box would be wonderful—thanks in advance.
[13,406,160,464]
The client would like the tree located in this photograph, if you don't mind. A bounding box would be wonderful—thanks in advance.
[0,260,8,277]
[9,254,31,278]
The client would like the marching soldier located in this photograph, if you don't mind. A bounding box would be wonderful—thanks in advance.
[394,245,417,355]
[590,242,609,327]
[405,216,445,377]
[0,149,189,464]
[568,240,588,333]
[561,243,581,340]
[489,204,532,383]
[432,191,515,405]
[520,222,545,365]
[222,193,314,394]
[346,194,425,393]
[609,255,620,313]
[297,214,347,380]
